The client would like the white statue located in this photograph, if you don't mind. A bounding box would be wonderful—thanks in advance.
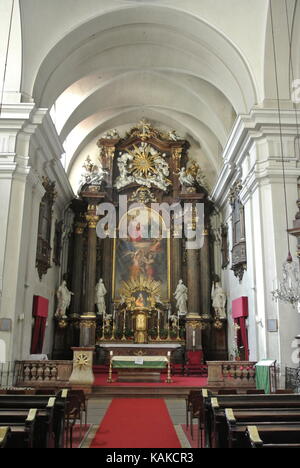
[95,279,107,316]
[178,167,195,187]
[102,129,119,140]
[168,130,181,141]
[56,281,74,319]
[170,313,179,329]
[114,153,134,189]
[174,279,188,316]
[78,156,108,194]
[211,282,227,319]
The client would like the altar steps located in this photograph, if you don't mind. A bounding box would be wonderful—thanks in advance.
[90,385,195,399]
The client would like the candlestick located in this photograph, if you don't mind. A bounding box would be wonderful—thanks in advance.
[166,351,173,383]
[107,351,114,383]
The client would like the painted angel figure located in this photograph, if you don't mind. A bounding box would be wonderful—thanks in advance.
[211,282,227,319]
[174,279,188,316]
[95,279,107,316]
[56,281,74,319]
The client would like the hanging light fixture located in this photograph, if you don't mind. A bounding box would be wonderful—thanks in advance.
[270,0,300,309]
[0,0,15,117]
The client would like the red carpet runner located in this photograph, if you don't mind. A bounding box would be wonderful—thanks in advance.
[90,399,181,448]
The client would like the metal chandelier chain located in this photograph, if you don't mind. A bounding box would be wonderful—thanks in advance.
[270,0,291,256]
[0,0,15,118]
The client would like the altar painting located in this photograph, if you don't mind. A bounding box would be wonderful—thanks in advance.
[113,207,170,302]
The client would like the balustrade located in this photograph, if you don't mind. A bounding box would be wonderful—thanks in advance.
[16,360,72,388]
[207,361,257,388]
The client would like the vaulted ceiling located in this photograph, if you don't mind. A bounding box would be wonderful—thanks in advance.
[13,0,299,192]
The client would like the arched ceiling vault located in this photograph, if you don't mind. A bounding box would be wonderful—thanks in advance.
[20,2,266,192]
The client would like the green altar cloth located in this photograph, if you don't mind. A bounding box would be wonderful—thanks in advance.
[112,360,167,369]
[255,360,275,394]
[111,355,168,369]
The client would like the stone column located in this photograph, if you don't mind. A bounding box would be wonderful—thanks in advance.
[200,228,211,316]
[72,221,86,317]
[186,246,202,351]
[80,204,99,347]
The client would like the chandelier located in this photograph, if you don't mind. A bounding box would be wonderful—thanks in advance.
[270,1,300,309]
[272,254,300,309]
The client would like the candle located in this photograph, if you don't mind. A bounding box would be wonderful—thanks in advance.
[192,329,196,348]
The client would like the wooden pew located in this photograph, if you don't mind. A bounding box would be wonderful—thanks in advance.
[246,425,300,448]
[225,408,300,448]
[0,409,37,448]
[0,398,55,448]
[204,394,300,448]
[0,390,68,448]
[0,427,10,448]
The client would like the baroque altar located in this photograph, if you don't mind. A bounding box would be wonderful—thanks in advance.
[53,121,228,363]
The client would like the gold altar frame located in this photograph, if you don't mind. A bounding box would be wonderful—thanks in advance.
[112,207,171,303]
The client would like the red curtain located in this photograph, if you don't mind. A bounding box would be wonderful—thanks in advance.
[31,296,49,354]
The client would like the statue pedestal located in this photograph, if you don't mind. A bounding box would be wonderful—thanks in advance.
[69,347,95,393]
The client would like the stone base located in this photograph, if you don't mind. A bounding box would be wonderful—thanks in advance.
[69,347,95,388]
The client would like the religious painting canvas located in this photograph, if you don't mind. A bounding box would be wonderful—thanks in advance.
[113,207,170,303]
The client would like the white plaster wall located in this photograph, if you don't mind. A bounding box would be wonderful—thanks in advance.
[0,0,22,102]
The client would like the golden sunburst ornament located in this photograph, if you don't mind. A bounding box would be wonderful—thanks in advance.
[75,353,90,370]
[127,144,158,178]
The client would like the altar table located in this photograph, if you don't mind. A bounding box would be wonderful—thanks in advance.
[112,356,168,382]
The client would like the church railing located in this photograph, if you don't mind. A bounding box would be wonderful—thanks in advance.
[285,367,300,393]
[15,360,73,388]
[0,362,20,388]
[207,361,257,388]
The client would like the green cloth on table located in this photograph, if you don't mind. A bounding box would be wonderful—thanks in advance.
[255,360,274,394]
[112,360,167,369]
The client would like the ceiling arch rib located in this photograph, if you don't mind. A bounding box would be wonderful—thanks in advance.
[33,7,257,114]
[59,70,230,147]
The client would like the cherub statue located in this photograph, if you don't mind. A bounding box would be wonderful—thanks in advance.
[78,156,107,194]
[168,130,181,141]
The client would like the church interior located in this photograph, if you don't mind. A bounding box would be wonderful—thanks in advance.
[1,0,300,450]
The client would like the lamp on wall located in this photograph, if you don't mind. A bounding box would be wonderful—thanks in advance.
[270,0,300,309]
[0,0,15,117]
